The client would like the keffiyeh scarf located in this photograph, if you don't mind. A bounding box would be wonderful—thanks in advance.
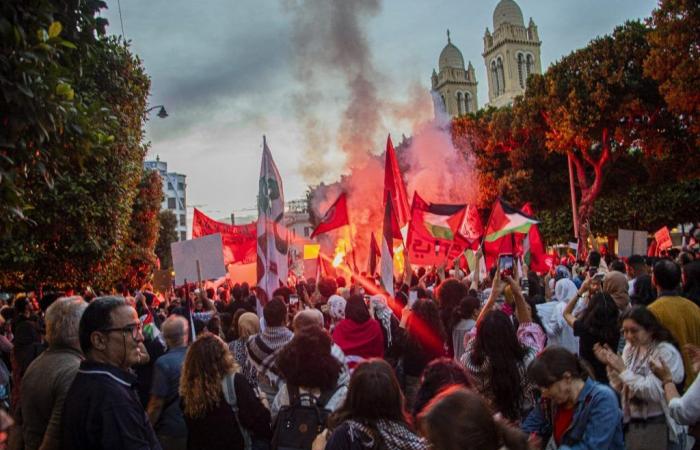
[346,419,428,450]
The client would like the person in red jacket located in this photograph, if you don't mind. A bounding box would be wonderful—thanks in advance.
[332,295,384,371]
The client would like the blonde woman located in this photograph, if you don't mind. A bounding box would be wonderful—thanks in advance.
[180,334,270,450]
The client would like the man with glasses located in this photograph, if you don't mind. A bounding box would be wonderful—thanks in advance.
[61,296,161,450]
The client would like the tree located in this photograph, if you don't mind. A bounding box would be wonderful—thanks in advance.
[155,210,178,270]
[120,171,162,289]
[538,21,690,244]
[0,1,150,290]
[645,0,700,145]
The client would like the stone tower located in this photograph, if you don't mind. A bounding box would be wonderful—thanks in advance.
[483,0,542,108]
[431,30,478,118]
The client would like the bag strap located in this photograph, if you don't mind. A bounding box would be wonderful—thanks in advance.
[317,383,342,408]
[222,373,239,413]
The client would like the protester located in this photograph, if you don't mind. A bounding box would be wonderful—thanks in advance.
[461,272,545,421]
[651,343,700,446]
[631,274,657,306]
[450,296,479,362]
[648,259,700,388]
[536,278,579,354]
[180,334,270,450]
[229,312,260,389]
[321,359,428,450]
[683,261,700,306]
[435,279,468,356]
[563,290,620,384]
[246,297,293,401]
[332,295,384,371]
[272,325,346,420]
[395,299,447,409]
[418,386,529,450]
[594,306,686,449]
[147,316,189,450]
[20,296,87,450]
[369,294,398,355]
[523,346,624,449]
[10,297,44,413]
[327,295,346,333]
[628,255,649,297]
[61,296,160,450]
[411,358,471,418]
[603,270,631,311]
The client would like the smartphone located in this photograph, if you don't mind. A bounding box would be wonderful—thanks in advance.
[498,253,514,278]
[289,295,299,306]
[593,272,605,282]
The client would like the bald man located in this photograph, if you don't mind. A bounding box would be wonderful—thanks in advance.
[292,309,350,386]
[147,316,189,450]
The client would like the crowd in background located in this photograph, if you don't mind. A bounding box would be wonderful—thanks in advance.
[0,240,699,450]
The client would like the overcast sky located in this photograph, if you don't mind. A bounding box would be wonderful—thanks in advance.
[101,0,657,222]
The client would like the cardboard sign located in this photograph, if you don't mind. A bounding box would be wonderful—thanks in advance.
[654,226,673,251]
[152,270,172,293]
[618,229,648,258]
[171,234,226,285]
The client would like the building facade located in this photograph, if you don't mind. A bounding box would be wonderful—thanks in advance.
[144,156,188,241]
[431,0,542,115]
[483,0,542,108]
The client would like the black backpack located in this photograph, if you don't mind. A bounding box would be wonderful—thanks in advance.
[271,384,340,450]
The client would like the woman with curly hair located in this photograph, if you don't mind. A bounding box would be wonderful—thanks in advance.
[321,359,428,450]
[271,325,346,421]
[180,334,270,450]
[412,358,471,418]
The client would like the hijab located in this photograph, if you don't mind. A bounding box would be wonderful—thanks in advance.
[554,278,578,303]
[237,312,260,340]
[345,295,370,323]
[328,295,347,321]
[604,271,630,311]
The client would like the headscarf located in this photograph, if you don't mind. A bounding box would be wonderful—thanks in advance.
[328,295,347,321]
[345,295,370,324]
[292,309,324,331]
[237,312,260,340]
[370,295,393,346]
[554,265,572,282]
[554,278,578,303]
[604,271,630,311]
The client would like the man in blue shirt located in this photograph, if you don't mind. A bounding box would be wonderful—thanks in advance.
[147,315,189,450]
[61,296,161,450]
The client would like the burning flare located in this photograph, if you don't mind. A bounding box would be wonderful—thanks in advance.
[332,239,348,268]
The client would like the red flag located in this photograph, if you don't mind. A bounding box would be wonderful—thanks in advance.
[384,135,410,229]
[406,192,466,266]
[381,192,401,296]
[517,203,549,273]
[368,232,380,275]
[192,209,257,265]
[310,193,350,238]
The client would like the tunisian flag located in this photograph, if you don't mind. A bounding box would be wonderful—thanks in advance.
[192,208,256,265]
[384,135,410,229]
[310,193,349,239]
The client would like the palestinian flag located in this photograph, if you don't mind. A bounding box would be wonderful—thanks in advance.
[517,203,549,273]
[380,192,401,297]
[484,200,538,242]
[142,310,161,341]
[414,193,465,241]
[368,232,380,276]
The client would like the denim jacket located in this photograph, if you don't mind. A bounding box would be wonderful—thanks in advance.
[522,378,624,450]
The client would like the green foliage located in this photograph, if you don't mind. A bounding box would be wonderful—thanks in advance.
[0,0,151,290]
[155,210,179,270]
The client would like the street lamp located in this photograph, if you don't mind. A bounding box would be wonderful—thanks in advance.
[146,105,168,119]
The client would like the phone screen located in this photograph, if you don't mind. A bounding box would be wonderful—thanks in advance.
[289,295,299,305]
[498,254,514,278]
[408,290,418,309]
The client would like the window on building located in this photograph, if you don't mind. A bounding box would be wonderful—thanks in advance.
[180,231,187,241]
[304,227,311,237]
[518,53,524,88]
[168,198,176,209]
[465,92,472,113]
[167,182,174,190]
[491,61,500,95]
[456,92,463,115]
[180,214,186,226]
[178,182,185,191]
[497,58,505,95]
[526,54,534,78]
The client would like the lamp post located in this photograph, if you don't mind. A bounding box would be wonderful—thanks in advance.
[146,105,168,119]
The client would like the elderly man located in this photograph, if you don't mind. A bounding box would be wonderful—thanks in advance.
[21,296,87,450]
[147,316,189,450]
[61,296,161,450]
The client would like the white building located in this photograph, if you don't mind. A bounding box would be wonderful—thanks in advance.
[144,156,188,241]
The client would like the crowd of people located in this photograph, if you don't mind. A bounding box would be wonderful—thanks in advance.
[1,243,700,450]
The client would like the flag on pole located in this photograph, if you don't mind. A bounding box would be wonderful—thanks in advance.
[256,136,289,297]
[310,193,350,239]
[406,192,466,266]
[517,203,549,273]
[368,232,380,276]
[380,193,401,297]
[384,135,410,229]
[484,200,538,242]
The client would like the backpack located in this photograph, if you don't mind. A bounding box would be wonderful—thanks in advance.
[271,384,341,450]
[222,373,253,450]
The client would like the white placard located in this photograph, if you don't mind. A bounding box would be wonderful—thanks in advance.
[171,234,226,285]
[617,229,648,257]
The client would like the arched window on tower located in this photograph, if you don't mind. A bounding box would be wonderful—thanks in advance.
[497,58,505,95]
[526,54,534,78]
[491,61,499,96]
[465,92,472,113]
[441,95,446,110]
[456,92,463,115]
[517,53,524,88]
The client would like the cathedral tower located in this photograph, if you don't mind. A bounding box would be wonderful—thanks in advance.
[431,30,478,118]
[483,0,542,107]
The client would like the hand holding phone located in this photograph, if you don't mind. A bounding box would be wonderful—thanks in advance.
[498,253,514,279]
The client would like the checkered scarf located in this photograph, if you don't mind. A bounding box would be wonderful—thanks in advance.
[345,419,428,450]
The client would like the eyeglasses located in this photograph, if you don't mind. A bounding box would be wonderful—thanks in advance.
[101,322,143,341]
